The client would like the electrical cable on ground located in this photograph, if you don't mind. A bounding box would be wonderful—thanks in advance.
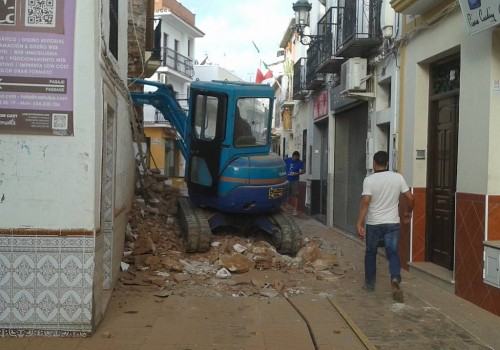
[284,294,320,350]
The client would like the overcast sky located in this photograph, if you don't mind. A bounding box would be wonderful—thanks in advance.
[179,0,295,81]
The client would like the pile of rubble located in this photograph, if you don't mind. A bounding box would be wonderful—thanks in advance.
[119,174,345,298]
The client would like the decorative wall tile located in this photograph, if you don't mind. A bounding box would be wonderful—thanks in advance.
[0,234,97,334]
[59,290,83,323]
[83,291,92,322]
[412,188,426,262]
[0,253,12,287]
[0,290,11,322]
[60,255,83,288]
[35,290,58,322]
[488,195,500,241]
[36,255,59,288]
[12,255,36,289]
[83,253,94,288]
[11,289,36,323]
[456,193,500,316]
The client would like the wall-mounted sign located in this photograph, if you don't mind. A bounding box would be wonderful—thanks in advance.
[0,0,75,136]
[458,0,500,35]
[312,89,328,121]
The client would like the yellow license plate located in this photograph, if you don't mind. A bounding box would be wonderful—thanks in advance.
[269,187,284,199]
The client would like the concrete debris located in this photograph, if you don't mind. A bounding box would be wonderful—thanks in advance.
[259,284,279,298]
[296,242,320,267]
[218,253,255,273]
[120,262,130,271]
[311,258,331,271]
[144,275,168,287]
[154,289,172,298]
[122,175,346,298]
[233,243,247,253]
[171,273,191,284]
[215,268,232,279]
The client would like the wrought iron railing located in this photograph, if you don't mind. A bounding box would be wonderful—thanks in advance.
[316,7,338,64]
[161,47,194,77]
[293,58,307,96]
[335,0,382,52]
[303,0,382,78]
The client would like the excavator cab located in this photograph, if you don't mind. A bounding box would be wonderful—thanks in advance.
[186,80,287,214]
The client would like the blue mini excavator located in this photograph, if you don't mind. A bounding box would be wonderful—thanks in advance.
[129,79,302,255]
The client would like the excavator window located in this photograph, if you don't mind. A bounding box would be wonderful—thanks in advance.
[193,95,220,141]
[234,98,270,147]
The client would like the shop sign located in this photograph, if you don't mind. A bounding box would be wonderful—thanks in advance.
[458,0,500,35]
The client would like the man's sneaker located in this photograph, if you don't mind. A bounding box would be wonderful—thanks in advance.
[391,278,404,303]
[292,210,298,216]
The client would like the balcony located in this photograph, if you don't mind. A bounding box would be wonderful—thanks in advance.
[390,0,440,15]
[304,41,325,90]
[300,2,381,84]
[161,47,194,78]
[292,58,308,100]
[335,0,383,58]
[315,7,346,75]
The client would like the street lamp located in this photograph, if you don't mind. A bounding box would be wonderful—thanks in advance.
[292,0,321,45]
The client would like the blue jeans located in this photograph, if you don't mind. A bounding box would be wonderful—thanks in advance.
[364,223,401,290]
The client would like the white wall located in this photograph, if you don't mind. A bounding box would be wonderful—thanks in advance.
[489,30,500,194]
[0,2,100,229]
[0,0,134,229]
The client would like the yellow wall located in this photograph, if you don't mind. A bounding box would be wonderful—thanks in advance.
[144,127,166,172]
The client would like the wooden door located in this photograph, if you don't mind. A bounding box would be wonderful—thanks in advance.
[426,56,460,270]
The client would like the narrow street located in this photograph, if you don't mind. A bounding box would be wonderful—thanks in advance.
[2,180,499,350]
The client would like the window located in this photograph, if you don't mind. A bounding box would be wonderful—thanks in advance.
[162,33,168,64]
[109,0,118,59]
[193,95,219,141]
[234,98,270,147]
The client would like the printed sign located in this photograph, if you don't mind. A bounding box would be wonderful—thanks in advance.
[313,89,328,121]
[458,0,500,35]
[0,0,75,136]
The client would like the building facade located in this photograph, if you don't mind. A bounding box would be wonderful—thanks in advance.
[0,0,136,334]
[392,0,500,316]
[142,0,203,178]
[285,0,500,316]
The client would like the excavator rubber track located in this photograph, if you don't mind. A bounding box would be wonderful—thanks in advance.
[177,197,212,253]
[269,210,303,255]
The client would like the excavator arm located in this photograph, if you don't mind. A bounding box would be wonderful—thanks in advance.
[129,79,191,160]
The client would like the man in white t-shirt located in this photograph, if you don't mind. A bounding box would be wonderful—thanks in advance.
[356,151,414,303]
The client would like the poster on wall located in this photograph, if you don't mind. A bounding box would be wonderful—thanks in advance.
[313,90,328,121]
[0,0,75,136]
[458,0,500,35]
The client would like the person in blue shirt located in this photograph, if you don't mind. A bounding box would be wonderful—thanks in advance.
[285,151,305,215]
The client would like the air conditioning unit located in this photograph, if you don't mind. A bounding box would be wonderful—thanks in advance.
[340,57,367,93]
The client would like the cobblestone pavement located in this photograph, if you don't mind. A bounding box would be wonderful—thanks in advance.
[1,211,499,350]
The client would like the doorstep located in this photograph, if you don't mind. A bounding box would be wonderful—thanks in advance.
[408,261,455,294]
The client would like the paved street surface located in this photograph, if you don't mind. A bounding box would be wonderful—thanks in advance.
[1,212,499,350]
